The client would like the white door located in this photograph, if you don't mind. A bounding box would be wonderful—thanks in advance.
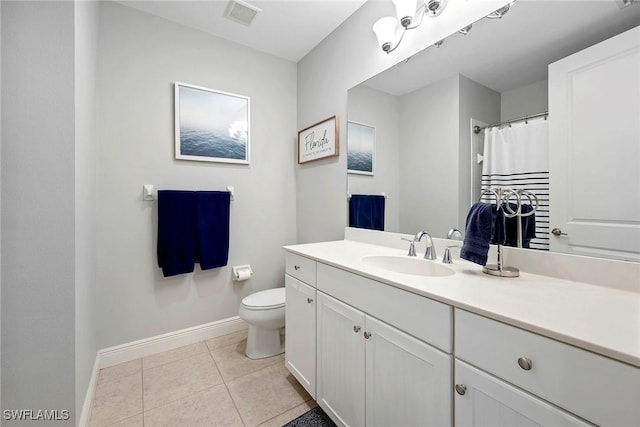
[548,26,640,260]
[316,292,366,427]
[364,316,452,427]
[454,360,591,427]
[285,275,316,398]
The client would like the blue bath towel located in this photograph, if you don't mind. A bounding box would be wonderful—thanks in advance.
[196,191,230,270]
[157,190,197,277]
[491,203,537,248]
[504,204,536,248]
[461,203,500,266]
[349,195,385,231]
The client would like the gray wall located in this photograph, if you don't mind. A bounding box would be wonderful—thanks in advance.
[1,1,76,424]
[75,0,99,418]
[347,74,500,237]
[459,75,501,228]
[347,85,400,232]
[399,75,459,235]
[95,2,297,348]
[501,79,549,122]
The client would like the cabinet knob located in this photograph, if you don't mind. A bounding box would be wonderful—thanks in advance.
[364,331,372,339]
[294,265,300,270]
[455,384,467,396]
[307,298,313,304]
[353,325,361,333]
[517,357,533,371]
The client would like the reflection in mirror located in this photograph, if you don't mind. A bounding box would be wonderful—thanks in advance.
[347,0,640,261]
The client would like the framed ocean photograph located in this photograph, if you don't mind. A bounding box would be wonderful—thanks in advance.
[174,82,250,164]
[347,121,375,175]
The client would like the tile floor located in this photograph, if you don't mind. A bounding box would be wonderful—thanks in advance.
[89,330,315,427]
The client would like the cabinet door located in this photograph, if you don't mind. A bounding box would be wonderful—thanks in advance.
[549,26,640,260]
[454,360,591,427]
[285,275,316,399]
[316,292,366,427]
[365,316,452,427]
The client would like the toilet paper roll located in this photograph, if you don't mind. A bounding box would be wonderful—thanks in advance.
[235,268,251,281]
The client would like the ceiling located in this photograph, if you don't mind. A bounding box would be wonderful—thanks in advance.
[363,0,640,95]
[117,0,368,62]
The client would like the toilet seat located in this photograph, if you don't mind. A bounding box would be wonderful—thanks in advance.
[241,288,285,310]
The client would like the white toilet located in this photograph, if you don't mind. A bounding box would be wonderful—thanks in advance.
[238,287,285,359]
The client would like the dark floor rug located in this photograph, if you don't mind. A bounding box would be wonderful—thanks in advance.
[282,406,337,427]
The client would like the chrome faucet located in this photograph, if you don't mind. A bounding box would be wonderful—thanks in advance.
[442,228,463,264]
[414,231,437,260]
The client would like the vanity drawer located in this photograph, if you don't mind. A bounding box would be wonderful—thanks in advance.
[285,252,316,286]
[317,262,452,352]
[455,309,640,427]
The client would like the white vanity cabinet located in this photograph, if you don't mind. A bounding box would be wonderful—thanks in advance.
[454,360,590,427]
[316,263,453,427]
[285,252,317,398]
[455,309,640,427]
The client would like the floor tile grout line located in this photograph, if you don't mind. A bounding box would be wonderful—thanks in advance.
[92,331,309,427]
[141,359,145,427]
[207,343,248,427]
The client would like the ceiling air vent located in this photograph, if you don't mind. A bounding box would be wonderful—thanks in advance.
[224,0,262,26]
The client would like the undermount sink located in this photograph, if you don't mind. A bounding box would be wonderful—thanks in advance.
[361,255,455,277]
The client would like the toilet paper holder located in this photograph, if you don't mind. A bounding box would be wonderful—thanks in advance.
[232,264,253,281]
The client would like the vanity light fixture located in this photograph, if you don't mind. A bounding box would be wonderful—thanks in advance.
[458,24,472,35]
[372,0,449,54]
[486,2,513,19]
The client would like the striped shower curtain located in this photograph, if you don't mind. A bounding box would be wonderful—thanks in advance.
[481,118,549,250]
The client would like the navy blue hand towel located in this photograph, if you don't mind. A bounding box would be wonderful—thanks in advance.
[349,195,385,231]
[504,203,536,248]
[196,191,230,270]
[157,190,197,277]
[461,203,500,266]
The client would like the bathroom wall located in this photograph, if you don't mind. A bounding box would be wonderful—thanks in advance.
[399,75,459,234]
[458,74,501,227]
[347,85,401,232]
[296,0,512,244]
[1,1,76,424]
[501,79,549,122]
[95,2,297,348]
[75,0,99,418]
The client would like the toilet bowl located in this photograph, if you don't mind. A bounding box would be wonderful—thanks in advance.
[238,287,285,359]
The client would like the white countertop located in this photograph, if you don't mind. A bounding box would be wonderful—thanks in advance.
[284,239,640,368]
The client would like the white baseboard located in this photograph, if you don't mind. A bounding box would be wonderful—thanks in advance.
[98,315,247,368]
[79,316,247,426]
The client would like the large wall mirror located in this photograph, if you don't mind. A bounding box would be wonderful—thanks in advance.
[347,0,640,261]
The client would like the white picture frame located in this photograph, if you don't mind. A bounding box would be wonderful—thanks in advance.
[347,121,375,175]
[174,82,250,164]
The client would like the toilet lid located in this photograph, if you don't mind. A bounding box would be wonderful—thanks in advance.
[242,288,285,310]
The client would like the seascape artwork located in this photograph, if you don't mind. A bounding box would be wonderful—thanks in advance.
[347,121,374,175]
[175,83,250,163]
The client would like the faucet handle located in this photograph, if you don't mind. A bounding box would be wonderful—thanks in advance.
[401,238,417,257]
[442,247,453,264]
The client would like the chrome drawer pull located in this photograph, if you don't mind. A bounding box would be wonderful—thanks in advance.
[364,331,372,339]
[307,298,313,304]
[517,357,533,371]
[353,325,361,333]
[455,384,467,396]
[294,265,300,270]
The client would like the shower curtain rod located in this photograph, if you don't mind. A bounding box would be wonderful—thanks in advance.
[473,111,548,134]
